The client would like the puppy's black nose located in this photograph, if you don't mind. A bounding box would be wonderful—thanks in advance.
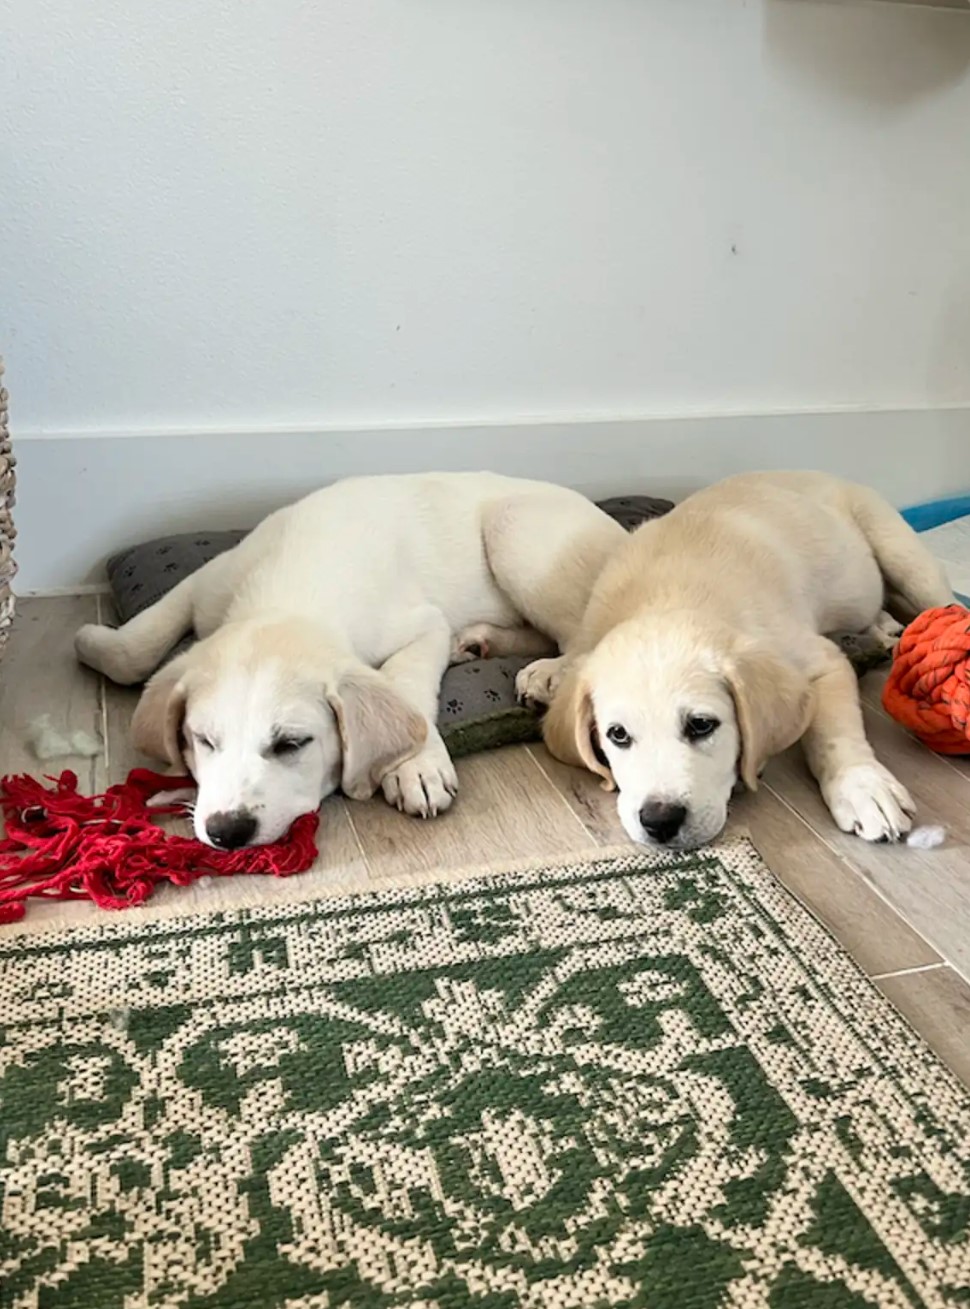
[639,800,688,844]
[206,809,258,849]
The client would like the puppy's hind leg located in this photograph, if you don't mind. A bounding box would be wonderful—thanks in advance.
[75,573,198,686]
[450,622,556,664]
[482,490,622,711]
[801,637,915,842]
[481,491,625,650]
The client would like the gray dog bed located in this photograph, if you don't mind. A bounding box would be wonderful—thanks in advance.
[106,494,890,760]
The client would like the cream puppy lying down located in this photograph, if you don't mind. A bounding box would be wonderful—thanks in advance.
[75,473,623,848]
[520,471,952,850]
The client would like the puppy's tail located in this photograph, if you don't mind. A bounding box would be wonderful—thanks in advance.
[849,484,953,623]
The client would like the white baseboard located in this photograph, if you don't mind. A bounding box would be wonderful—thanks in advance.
[18,582,111,598]
[14,406,970,592]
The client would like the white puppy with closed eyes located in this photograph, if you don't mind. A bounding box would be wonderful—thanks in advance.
[74,472,623,849]
[522,471,952,851]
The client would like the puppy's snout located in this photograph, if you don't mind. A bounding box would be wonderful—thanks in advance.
[638,799,688,845]
[206,809,258,849]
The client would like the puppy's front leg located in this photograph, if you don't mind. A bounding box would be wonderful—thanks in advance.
[801,640,914,842]
[515,655,570,709]
[378,613,458,818]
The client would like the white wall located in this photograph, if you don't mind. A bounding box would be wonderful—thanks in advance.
[3,0,970,588]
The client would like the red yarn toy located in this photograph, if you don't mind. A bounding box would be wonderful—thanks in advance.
[0,767,319,924]
[882,603,970,754]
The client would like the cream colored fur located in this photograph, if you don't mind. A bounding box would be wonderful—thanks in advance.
[527,471,952,850]
[75,472,623,847]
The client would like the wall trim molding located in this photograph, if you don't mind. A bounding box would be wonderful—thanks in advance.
[14,400,970,444]
[15,407,970,592]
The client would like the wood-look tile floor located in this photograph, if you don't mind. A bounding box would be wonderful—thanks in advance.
[2,596,969,1084]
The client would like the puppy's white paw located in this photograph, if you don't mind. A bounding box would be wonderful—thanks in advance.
[823,762,915,842]
[75,624,140,685]
[382,746,458,818]
[866,610,905,654]
[450,623,493,664]
[74,623,112,670]
[515,657,566,709]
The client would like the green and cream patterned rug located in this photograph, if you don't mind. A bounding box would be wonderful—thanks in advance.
[1,841,969,1308]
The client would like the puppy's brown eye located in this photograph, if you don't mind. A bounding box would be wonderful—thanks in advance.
[195,734,214,752]
[272,736,312,758]
[606,724,632,748]
[685,715,719,742]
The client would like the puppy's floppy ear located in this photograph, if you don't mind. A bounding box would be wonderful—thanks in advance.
[131,654,191,771]
[327,668,427,801]
[726,642,814,790]
[542,663,615,790]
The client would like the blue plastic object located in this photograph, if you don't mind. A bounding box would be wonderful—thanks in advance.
[901,495,970,533]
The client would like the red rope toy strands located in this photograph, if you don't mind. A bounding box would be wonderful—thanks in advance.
[0,768,320,924]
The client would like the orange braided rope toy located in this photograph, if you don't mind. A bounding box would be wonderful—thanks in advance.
[883,604,970,754]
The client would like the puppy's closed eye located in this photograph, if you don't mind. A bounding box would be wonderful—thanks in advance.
[270,736,313,758]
